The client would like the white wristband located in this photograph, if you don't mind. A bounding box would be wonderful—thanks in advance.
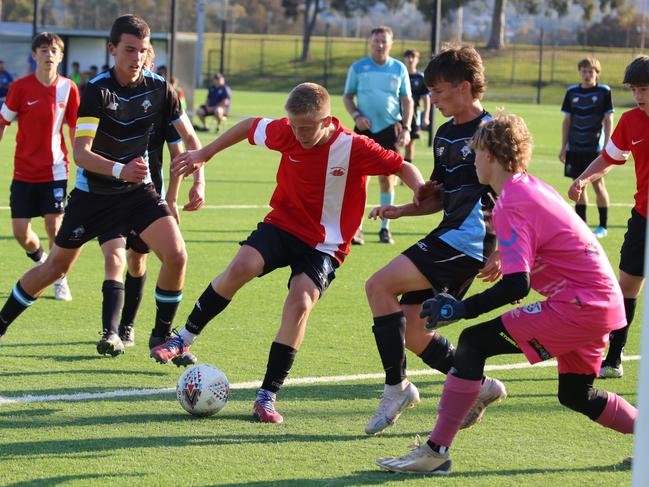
[111,163,123,179]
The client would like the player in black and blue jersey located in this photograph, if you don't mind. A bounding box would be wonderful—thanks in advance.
[559,57,613,238]
[0,15,203,351]
[363,46,507,436]
[403,49,431,168]
[95,46,205,361]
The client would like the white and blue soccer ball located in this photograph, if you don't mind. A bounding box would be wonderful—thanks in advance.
[177,364,229,417]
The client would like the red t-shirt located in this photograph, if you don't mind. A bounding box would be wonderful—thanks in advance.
[248,117,404,263]
[0,73,80,182]
[602,107,649,217]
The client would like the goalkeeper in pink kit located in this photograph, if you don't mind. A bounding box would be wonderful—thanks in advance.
[376,114,635,474]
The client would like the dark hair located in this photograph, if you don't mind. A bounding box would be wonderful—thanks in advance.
[31,32,64,52]
[623,56,649,86]
[403,49,420,58]
[370,26,393,39]
[72,61,80,68]
[424,45,486,99]
[109,14,150,46]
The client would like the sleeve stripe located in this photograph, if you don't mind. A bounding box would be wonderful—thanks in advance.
[0,104,16,123]
[76,129,97,138]
[253,118,272,148]
[603,139,630,162]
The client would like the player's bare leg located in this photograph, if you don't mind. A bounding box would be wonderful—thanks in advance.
[12,218,43,260]
[378,174,396,243]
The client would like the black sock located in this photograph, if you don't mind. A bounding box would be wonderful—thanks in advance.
[0,282,36,335]
[372,311,407,385]
[605,298,636,367]
[185,284,230,335]
[598,207,608,229]
[419,333,455,374]
[261,341,297,394]
[575,204,587,222]
[426,439,449,454]
[26,246,44,263]
[102,280,124,335]
[120,272,146,328]
[152,287,183,337]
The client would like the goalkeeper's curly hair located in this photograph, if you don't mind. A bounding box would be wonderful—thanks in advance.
[470,114,533,173]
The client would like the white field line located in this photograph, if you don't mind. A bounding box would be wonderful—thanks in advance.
[0,355,640,406]
[0,202,635,211]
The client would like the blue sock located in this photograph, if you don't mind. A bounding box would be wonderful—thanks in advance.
[380,192,395,230]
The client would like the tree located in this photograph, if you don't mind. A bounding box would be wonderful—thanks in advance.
[282,0,323,61]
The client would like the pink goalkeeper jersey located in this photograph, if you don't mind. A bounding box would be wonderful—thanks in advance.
[248,117,403,263]
[494,172,624,323]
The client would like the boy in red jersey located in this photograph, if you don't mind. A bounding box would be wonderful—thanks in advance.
[151,82,426,423]
[569,56,649,379]
[0,33,79,301]
[377,114,635,474]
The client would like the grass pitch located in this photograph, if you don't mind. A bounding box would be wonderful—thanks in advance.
[0,93,640,485]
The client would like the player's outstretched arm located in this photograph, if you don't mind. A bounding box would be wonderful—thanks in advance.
[172,118,255,177]
[568,154,614,201]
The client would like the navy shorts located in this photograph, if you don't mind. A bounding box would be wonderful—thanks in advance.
[10,179,67,218]
[55,184,171,249]
[400,235,484,305]
[619,209,646,277]
[241,222,339,295]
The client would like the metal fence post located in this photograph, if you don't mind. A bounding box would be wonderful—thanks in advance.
[536,29,544,105]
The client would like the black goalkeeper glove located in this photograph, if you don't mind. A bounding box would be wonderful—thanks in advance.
[420,292,467,330]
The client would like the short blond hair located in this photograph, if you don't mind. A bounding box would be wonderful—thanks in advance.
[578,57,601,74]
[470,114,533,173]
[284,83,330,115]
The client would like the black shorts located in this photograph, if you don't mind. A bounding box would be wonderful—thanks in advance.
[564,152,599,179]
[10,179,67,218]
[619,209,647,277]
[240,222,339,295]
[55,184,172,249]
[400,234,483,305]
[355,124,399,153]
[97,229,151,254]
[410,122,422,141]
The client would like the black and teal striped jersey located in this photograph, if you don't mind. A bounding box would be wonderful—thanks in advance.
[75,68,182,195]
[561,83,613,154]
[430,110,496,262]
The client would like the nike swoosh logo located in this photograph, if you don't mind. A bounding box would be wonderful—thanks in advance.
[27,100,39,106]
[288,156,301,163]
[632,139,644,145]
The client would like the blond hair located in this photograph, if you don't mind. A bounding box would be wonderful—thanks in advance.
[578,57,601,74]
[470,114,533,173]
[284,83,330,115]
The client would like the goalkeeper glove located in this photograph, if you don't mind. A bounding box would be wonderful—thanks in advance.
[420,292,466,330]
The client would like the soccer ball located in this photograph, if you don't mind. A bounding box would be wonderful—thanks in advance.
[176,364,229,417]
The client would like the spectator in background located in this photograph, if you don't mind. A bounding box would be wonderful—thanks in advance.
[343,26,413,245]
[70,61,82,85]
[403,49,431,171]
[0,60,14,105]
[194,73,231,133]
[170,76,186,113]
[101,64,109,72]
[156,64,168,79]
[559,57,613,238]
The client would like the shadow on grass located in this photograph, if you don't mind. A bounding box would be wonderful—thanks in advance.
[6,473,143,486]
[211,462,630,486]
[0,341,97,348]
[0,368,168,378]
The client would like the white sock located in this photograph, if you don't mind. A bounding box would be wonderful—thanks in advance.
[55,275,67,286]
[179,327,198,345]
[385,379,409,393]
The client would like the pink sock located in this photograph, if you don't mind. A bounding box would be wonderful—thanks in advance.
[429,374,482,447]
[596,393,636,434]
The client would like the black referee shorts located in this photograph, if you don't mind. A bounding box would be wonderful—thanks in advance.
[355,124,399,153]
[620,209,647,277]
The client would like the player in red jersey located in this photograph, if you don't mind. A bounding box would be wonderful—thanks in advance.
[151,82,426,423]
[0,33,79,301]
[569,55,649,380]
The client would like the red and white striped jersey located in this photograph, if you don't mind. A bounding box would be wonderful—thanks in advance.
[0,73,79,182]
[248,117,403,263]
[602,107,649,218]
